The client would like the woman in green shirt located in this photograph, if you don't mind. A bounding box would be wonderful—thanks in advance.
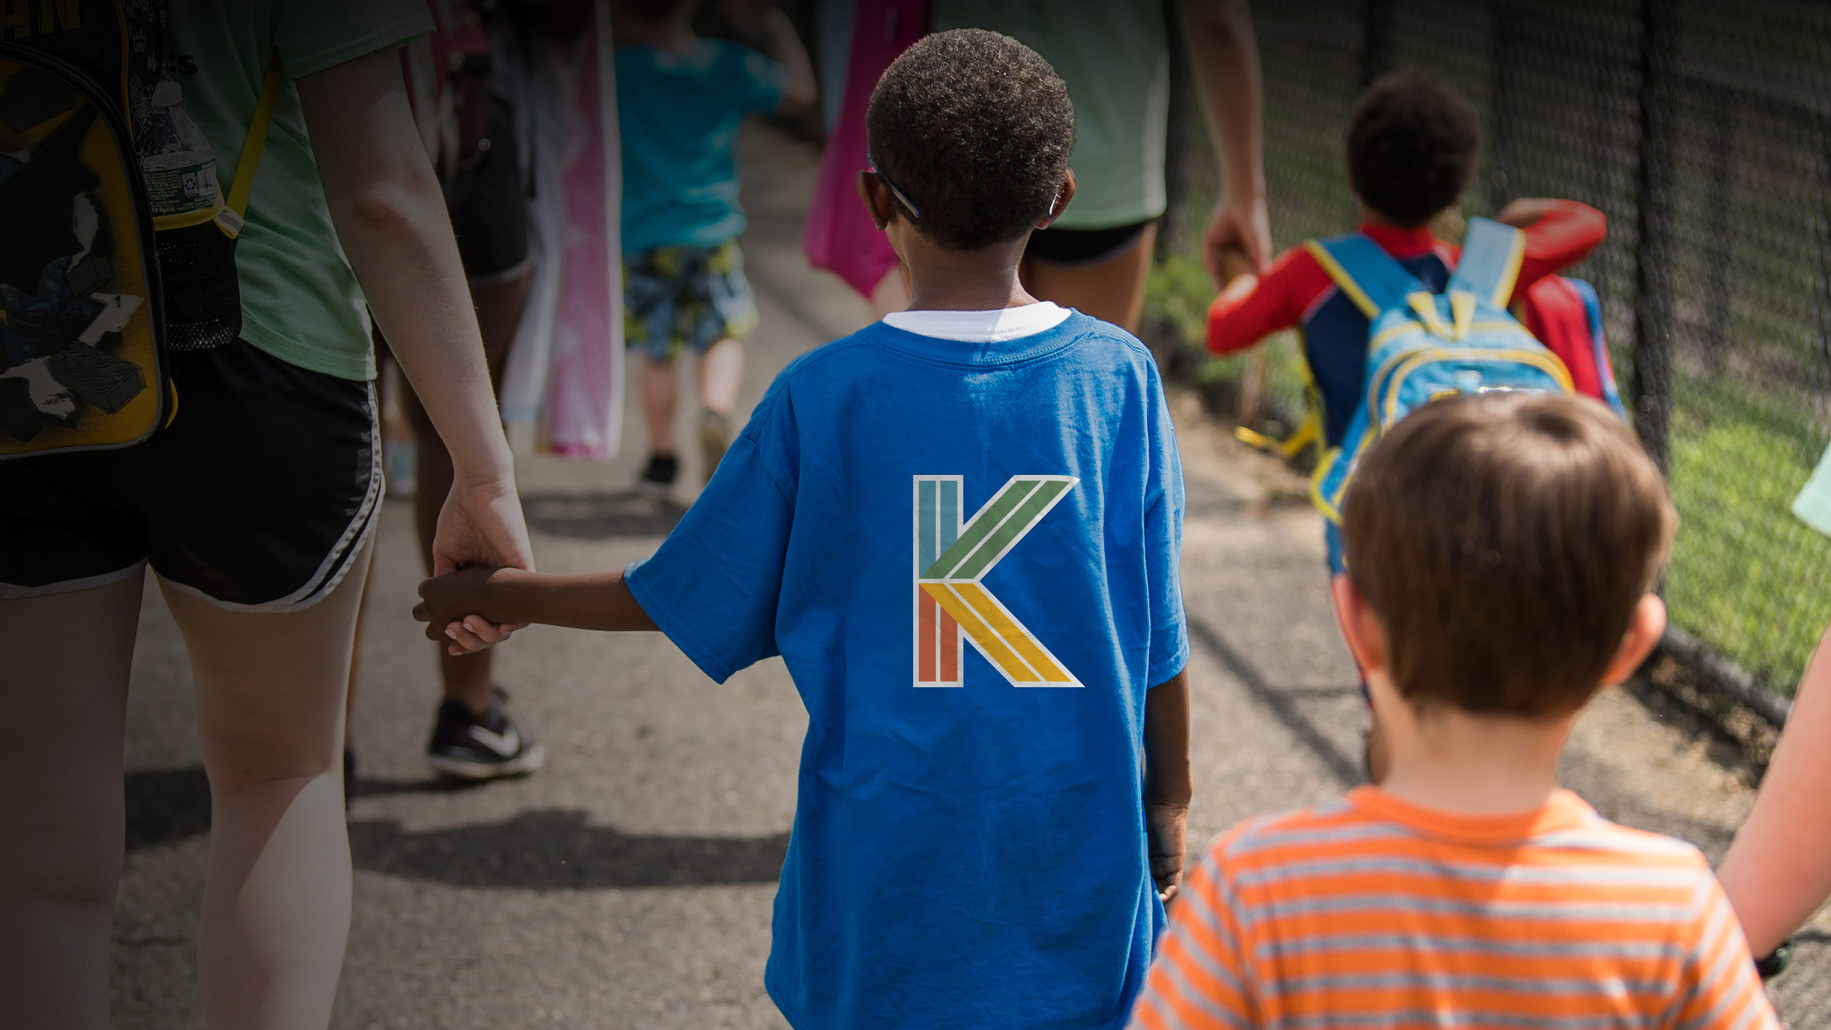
[0,3,533,1026]
[929,0,1272,330]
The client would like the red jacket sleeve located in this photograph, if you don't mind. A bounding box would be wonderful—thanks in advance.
[1207,247,1324,356]
[1508,200,1607,302]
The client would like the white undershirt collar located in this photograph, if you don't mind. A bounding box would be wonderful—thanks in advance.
[882,302,1072,343]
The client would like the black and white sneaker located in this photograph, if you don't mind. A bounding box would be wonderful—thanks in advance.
[637,452,678,499]
[426,689,546,780]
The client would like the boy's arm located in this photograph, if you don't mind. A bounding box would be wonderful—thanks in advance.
[1145,670,1194,901]
[1175,0,1271,282]
[1495,198,1607,300]
[416,566,657,643]
[1206,246,1312,356]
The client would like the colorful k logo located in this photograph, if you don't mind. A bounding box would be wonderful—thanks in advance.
[913,475,1081,688]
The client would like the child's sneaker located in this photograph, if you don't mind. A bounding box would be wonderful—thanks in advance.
[698,411,731,482]
[638,452,678,499]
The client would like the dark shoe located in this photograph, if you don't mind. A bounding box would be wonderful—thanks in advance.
[698,412,731,482]
[637,452,678,499]
[426,688,546,780]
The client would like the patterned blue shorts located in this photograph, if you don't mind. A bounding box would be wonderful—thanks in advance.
[622,239,759,362]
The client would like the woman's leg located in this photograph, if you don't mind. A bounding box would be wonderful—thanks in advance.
[400,270,530,717]
[1020,222,1160,333]
[160,535,374,1030]
[0,575,143,1030]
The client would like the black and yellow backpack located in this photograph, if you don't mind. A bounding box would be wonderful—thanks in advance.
[0,0,278,459]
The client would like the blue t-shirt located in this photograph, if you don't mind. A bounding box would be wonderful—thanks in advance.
[626,312,1190,1030]
[615,39,785,254]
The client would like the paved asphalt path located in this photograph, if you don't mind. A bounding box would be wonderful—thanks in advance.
[111,125,1830,1028]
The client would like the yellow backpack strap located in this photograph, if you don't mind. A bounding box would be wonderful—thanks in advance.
[215,58,285,239]
[1232,336,1324,460]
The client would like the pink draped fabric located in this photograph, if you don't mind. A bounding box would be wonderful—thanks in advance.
[541,26,621,458]
[802,0,925,298]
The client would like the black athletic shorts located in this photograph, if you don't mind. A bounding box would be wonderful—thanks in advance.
[1024,218,1157,267]
[0,340,381,611]
[446,95,531,283]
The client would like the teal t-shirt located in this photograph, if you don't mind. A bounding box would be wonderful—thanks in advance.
[616,39,786,255]
[168,0,432,381]
[930,1,1169,230]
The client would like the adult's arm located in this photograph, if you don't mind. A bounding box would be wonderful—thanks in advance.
[1176,0,1271,283]
[297,49,534,588]
[1716,621,1831,956]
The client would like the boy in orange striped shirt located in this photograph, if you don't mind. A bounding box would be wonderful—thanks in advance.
[1131,393,1778,1030]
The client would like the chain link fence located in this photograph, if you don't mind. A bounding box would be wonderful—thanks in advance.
[1150,0,1831,713]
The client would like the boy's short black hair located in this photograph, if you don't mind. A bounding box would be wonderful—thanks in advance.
[866,29,1074,251]
[1346,70,1482,228]
[1342,393,1676,718]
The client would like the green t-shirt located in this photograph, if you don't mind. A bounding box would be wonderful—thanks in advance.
[168,0,432,381]
[1795,442,1831,537]
[929,0,1169,230]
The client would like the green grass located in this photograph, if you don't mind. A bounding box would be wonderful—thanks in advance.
[1664,378,1831,697]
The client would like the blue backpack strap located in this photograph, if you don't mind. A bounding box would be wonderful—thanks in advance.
[1304,234,1428,320]
[1447,217,1527,307]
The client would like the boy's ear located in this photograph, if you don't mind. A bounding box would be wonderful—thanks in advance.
[1329,573,1387,675]
[1037,169,1077,229]
[1600,594,1667,686]
[857,170,899,232]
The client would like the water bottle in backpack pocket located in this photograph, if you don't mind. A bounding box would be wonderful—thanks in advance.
[1307,217,1576,526]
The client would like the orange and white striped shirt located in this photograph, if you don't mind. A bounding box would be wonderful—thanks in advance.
[1131,788,1778,1030]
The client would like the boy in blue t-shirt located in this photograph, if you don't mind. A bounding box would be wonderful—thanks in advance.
[419,29,1193,1030]
[615,0,815,496]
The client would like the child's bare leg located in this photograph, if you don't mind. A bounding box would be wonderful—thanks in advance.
[161,534,373,1030]
[1020,222,1160,333]
[0,575,142,1030]
[641,356,680,454]
[698,337,744,417]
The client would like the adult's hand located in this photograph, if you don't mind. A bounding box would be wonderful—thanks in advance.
[431,473,535,653]
[432,474,534,578]
[1203,190,1273,286]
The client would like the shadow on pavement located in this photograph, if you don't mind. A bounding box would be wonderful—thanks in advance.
[1185,615,1366,788]
[125,765,212,851]
[521,491,686,540]
[124,767,789,888]
[347,810,789,889]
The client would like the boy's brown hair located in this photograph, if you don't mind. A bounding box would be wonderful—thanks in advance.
[1341,393,1676,717]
